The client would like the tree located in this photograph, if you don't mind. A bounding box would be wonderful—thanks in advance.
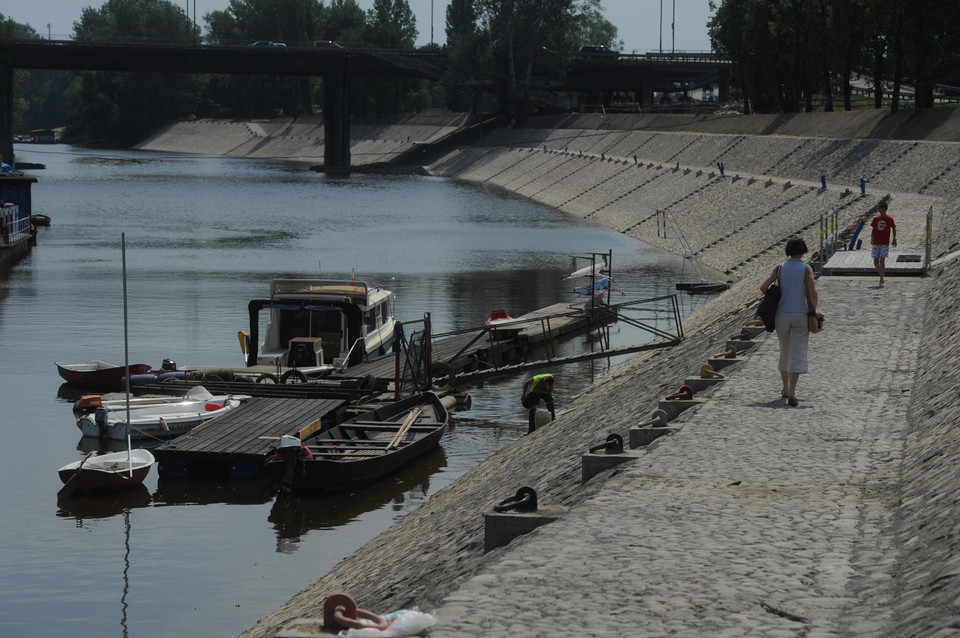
[66,0,201,145]
[1,14,39,132]
[204,0,325,117]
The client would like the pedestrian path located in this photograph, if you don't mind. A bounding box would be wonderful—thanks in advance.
[427,275,923,637]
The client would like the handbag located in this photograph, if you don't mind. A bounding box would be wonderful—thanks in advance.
[803,267,823,333]
[756,266,780,332]
[808,311,824,333]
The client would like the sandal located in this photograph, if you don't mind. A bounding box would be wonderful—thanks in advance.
[788,397,799,407]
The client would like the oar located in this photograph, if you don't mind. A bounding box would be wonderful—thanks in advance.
[57,452,95,500]
[385,407,423,451]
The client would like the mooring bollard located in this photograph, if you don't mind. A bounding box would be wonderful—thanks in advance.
[485,487,562,552]
[630,407,681,449]
[583,433,638,483]
[494,487,538,513]
[713,345,737,359]
[637,409,669,429]
[665,385,694,401]
[700,364,725,379]
[588,433,624,455]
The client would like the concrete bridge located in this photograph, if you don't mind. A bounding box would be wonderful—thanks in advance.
[0,39,732,169]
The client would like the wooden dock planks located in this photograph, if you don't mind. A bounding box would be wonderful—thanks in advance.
[153,397,346,476]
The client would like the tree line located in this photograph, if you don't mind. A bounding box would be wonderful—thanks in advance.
[7,0,620,146]
[9,0,958,147]
[708,0,960,114]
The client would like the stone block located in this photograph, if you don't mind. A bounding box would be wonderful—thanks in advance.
[483,507,564,553]
[630,424,683,448]
[658,397,706,420]
[581,450,642,484]
[684,376,724,393]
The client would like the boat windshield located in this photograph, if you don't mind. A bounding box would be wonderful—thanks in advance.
[277,307,343,349]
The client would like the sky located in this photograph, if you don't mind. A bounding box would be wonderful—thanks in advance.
[7,1,715,53]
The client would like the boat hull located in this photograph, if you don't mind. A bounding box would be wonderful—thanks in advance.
[56,361,152,391]
[76,393,247,441]
[57,449,155,493]
[269,392,448,493]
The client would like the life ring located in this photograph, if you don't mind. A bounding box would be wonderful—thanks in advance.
[323,594,390,631]
[256,373,278,384]
[430,361,456,388]
[281,369,308,385]
[299,445,313,460]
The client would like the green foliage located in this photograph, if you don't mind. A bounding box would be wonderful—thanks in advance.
[67,0,201,145]
[709,0,960,113]
[1,13,39,131]
[443,0,613,121]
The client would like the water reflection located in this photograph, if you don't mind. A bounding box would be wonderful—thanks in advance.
[56,485,152,521]
[267,447,446,553]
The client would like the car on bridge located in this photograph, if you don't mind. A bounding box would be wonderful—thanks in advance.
[578,45,619,60]
[248,41,286,47]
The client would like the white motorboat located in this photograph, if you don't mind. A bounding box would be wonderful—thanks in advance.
[245,278,397,377]
[76,385,249,441]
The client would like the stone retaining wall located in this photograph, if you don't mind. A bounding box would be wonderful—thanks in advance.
[183,112,960,638]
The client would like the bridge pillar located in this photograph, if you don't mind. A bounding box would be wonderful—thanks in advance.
[323,71,350,171]
[1,64,13,167]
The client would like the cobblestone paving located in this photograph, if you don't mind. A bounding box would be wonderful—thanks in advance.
[429,277,922,637]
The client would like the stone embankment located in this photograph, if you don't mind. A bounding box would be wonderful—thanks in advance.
[142,110,960,637]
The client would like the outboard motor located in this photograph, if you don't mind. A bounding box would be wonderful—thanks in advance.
[274,435,303,496]
[161,358,177,371]
[94,406,109,437]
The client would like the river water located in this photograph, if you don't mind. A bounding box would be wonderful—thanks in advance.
[0,144,713,637]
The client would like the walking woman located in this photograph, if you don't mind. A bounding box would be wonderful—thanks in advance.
[760,238,818,406]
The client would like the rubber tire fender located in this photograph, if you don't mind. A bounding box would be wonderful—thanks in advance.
[281,369,308,385]
[430,361,456,388]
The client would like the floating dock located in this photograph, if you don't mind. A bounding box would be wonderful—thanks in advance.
[822,249,925,276]
[153,397,345,479]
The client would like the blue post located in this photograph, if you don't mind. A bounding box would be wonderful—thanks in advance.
[718,162,724,175]
[601,153,605,160]
[633,155,638,163]
[860,177,866,194]
[821,175,827,189]
[676,161,680,170]
[543,145,547,151]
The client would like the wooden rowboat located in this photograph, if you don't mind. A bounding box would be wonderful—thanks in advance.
[56,449,155,494]
[56,360,152,391]
[269,391,448,494]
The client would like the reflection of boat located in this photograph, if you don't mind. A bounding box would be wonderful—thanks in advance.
[152,476,279,506]
[75,386,250,441]
[269,392,448,493]
[56,449,156,493]
[56,360,152,391]
[245,278,397,377]
[56,484,151,519]
[268,446,446,548]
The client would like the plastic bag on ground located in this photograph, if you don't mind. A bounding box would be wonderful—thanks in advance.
[337,608,437,637]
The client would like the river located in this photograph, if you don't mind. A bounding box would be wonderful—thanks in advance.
[0,144,714,637]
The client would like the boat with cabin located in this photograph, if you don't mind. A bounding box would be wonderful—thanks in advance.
[244,278,397,379]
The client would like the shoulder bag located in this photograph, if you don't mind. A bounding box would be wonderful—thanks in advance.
[804,265,824,333]
[756,265,780,332]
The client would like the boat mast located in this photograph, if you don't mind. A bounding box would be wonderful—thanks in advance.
[122,233,132,477]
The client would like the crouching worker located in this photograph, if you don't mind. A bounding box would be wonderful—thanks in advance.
[521,373,556,434]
